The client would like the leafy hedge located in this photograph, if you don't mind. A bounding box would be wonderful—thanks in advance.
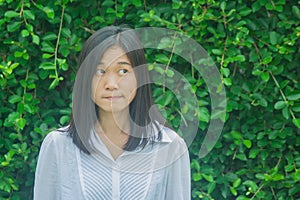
[0,0,299,199]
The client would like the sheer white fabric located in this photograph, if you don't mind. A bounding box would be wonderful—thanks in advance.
[34,125,190,200]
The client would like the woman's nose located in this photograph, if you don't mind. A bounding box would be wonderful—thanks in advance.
[104,74,119,90]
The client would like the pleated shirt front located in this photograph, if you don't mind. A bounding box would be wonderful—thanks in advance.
[34,125,190,200]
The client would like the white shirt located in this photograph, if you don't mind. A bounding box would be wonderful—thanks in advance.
[34,125,191,200]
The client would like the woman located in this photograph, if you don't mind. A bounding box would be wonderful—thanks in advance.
[34,25,190,200]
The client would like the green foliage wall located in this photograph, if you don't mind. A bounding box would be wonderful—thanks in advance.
[0,0,299,199]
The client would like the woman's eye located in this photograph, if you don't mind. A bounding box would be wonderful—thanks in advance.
[95,69,105,76]
[119,69,128,75]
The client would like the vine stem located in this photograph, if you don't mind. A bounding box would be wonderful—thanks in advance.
[21,68,29,118]
[162,31,177,93]
[269,71,296,120]
[271,187,277,200]
[252,42,296,120]
[54,4,65,79]
[220,35,228,70]
[165,32,177,72]
[250,184,264,200]
[269,71,288,103]
[19,0,24,17]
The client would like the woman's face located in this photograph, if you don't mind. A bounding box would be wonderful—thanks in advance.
[91,46,137,114]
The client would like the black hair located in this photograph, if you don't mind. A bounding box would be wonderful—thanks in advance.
[67,25,165,154]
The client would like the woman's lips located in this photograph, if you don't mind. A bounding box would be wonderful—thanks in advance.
[103,96,123,101]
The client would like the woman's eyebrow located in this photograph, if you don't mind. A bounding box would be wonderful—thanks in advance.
[97,61,131,66]
[117,61,131,66]
[97,62,104,66]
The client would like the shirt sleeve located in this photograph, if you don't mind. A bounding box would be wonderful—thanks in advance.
[34,132,60,200]
[165,139,191,200]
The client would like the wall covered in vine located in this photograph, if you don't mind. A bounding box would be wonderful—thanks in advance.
[0,0,299,199]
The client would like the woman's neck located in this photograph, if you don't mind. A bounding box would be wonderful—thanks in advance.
[95,109,130,160]
[97,109,130,136]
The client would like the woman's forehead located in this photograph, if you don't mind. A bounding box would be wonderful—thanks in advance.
[101,46,127,59]
[98,46,131,66]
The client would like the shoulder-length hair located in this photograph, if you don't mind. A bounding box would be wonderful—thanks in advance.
[67,25,164,154]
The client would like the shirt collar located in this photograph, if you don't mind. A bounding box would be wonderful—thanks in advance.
[89,121,173,154]
[152,122,172,143]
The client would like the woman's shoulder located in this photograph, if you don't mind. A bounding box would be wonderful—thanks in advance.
[151,123,189,168]
[41,126,72,148]
[158,123,186,145]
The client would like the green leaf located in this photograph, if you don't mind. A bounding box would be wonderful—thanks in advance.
[269,31,277,45]
[235,55,245,62]
[252,69,261,76]
[207,182,216,194]
[233,178,241,188]
[292,171,300,181]
[287,92,300,101]
[243,140,252,148]
[26,24,33,32]
[292,105,300,112]
[21,29,30,37]
[274,101,286,110]
[16,118,26,130]
[41,41,55,53]
[32,34,40,45]
[221,68,230,77]
[163,92,173,106]
[220,1,226,11]
[24,10,35,20]
[239,8,252,16]
[293,119,300,128]
[155,54,169,63]
[252,1,261,12]
[157,37,172,49]
[165,69,174,77]
[106,8,115,14]
[260,72,270,82]
[284,165,294,172]
[282,106,289,119]
[272,174,284,181]
[43,7,55,19]
[59,115,69,125]
[230,187,237,196]
[236,153,247,161]
[212,49,222,55]
[64,13,72,24]
[42,53,54,59]
[42,33,57,41]
[193,173,202,181]
[249,149,259,159]
[258,98,268,107]
[132,0,142,7]
[24,93,33,102]
[14,51,23,58]
[289,184,300,196]
[5,11,19,18]
[102,0,114,7]
[7,22,21,32]
[49,78,59,90]
[154,66,164,75]
[231,130,242,139]
[39,70,49,80]
[39,62,56,70]
[262,56,272,64]
[243,180,258,191]
[8,95,22,104]
[292,5,300,19]
[198,107,210,123]
[202,174,214,182]
[62,28,71,38]
[223,78,232,86]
